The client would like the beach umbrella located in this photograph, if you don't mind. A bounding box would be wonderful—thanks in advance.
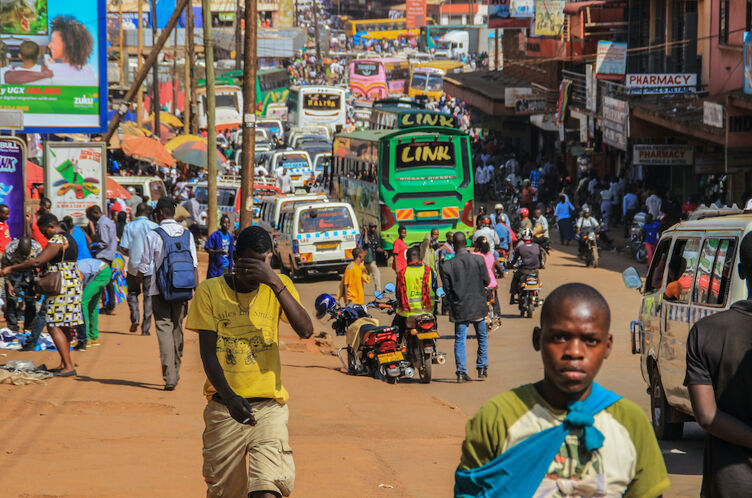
[165,134,207,152]
[106,177,133,200]
[120,135,175,168]
[172,140,227,169]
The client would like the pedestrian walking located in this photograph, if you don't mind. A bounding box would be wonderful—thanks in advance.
[472,236,503,317]
[86,205,117,314]
[553,194,575,245]
[685,232,752,497]
[185,226,312,498]
[120,203,158,335]
[455,283,669,497]
[420,228,439,275]
[392,225,408,274]
[439,232,490,382]
[361,222,384,293]
[642,214,660,265]
[137,197,198,391]
[62,216,93,260]
[1,214,83,377]
[205,215,235,279]
[77,258,111,349]
[2,237,41,332]
[343,247,369,305]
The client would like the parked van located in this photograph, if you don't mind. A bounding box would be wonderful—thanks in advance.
[276,202,359,279]
[195,179,281,230]
[269,150,314,191]
[258,192,329,240]
[115,176,166,207]
[625,209,752,440]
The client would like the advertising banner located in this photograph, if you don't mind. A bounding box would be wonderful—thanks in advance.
[595,41,627,80]
[0,137,26,240]
[633,145,693,166]
[0,0,107,133]
[626,73,697,94]
[602,96,628,151]
[533,0,565,37]
[505,87,532,106]
[586,64,597,112]
[278,0,294,27]
[744,32,752,94]
[703,101,724,128]
[489,0,532,28]
[44,142,106,225]
[406,0,427,29]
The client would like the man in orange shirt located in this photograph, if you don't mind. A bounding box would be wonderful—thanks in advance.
[343,248,369,305]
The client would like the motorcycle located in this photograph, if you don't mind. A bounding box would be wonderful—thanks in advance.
[372,284,446,384]
[485,288,502,331]
[517,271,542,318]
[583,230,600,268]
[627,212,647,264]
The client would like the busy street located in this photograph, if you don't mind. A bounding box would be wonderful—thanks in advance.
[2,0,752,496]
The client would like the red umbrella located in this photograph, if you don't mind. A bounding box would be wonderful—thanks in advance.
[106,177,133,200]
[121,135,175,168]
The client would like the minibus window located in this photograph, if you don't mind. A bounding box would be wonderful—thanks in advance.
[694,238,737,306]
[645,239,672,293]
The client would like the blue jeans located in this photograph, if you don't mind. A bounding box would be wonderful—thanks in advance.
[23,297,47,349]
[454,320,488,374]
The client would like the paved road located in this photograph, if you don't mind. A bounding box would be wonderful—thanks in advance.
[0,239,702,497]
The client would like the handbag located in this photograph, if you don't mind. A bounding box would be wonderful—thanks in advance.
[36,238,67,296]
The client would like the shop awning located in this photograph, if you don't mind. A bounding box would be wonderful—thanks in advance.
[443,70,546,116]
[563,0,623,15]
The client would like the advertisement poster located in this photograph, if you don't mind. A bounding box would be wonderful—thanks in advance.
[0,137,26,240]
[0,0,107,132]
[44,142,106,225]
[586,64,597,112]
[602,96,629,151]
[489,0,532,28]
[533,0,564,37]
[511,0,535,17]
[744,32,752,94]
[278,0,294,27]
[595,41,627,80]
[406,0,427,29]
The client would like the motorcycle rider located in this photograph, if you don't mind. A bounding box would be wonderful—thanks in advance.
[509,228,544,305]
[517,207,533,237]
[576,205,600,259]
[494,214,514,257]
[394,246,437,343]
[532,206,550,251]
[492,203,505,225]
[474,216,501,257]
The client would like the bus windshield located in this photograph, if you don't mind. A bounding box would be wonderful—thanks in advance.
[298,207,354,233]
[426,74,443,92]
[277,153,309,168]
[411,73,427,90]
[302,93,342,111]
[215,94,238,109]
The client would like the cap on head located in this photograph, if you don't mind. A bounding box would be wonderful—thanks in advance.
[494,203,504,211]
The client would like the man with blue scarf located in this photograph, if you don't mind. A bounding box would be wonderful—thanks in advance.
[455,283,669,497]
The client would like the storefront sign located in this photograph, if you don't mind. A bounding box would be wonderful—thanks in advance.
[633,145,693,166]
[703,102,725,128]
[0,0,107,133]
[626,73,697,94]
[533,0,564,37]
[529,113,558,132]
[511,0,535,16]
[595,41,627,80]
[585,64,597,112]
[406,0,427,29]
[489,0,532,28]
[505,87,532,106]
[44,142,106,225]
[602,96,628,151]
[0,138,26,240]
[745,32,752,95]
[515,97,547,114]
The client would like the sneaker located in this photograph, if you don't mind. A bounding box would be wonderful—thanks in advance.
[477,367,488,379]
[73,342,87,351]
[129,322,138,333]
[89,339,101,347]
[20,343,36,352]
[456,372,472,383]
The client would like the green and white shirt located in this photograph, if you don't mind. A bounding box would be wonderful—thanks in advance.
[459,384,670,498]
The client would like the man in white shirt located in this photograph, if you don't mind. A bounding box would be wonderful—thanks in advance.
[254,162,269,177]
[475,164,487,201]
[484,164,496,196]
[276,167,293,193]
[137,197,198,391]
[599,186,613,231]
[646,192,662,219]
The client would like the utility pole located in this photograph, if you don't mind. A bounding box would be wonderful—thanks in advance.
[150,0,161,139]
[137,0,144,125]
[183,1,191,134]
[494,28,499,71]
[202,0,218,235]
[239,0,257,228]
[172,23,178,115]
[187,1,198,134]
[234,0,242,70]
[105,0,190,143]
[313,0,320,63]
[119,0,125,87]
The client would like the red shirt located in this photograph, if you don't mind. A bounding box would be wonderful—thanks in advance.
[393,238,408,273]
[0,221,10,253]
[30,214,48,248]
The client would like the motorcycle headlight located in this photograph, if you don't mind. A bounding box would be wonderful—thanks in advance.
[588,232,596,241]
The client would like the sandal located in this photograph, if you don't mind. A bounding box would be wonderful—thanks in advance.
[52,369,77,377]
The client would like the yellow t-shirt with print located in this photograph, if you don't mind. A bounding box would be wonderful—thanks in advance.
[185,275,300,404]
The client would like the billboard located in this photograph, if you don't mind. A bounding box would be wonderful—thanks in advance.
[595,41,627,80]
[44,142,106,225]
[0,0,107,133]
[533,0,564,37]
[406,0,427,29]
[489,0,533,28]
[744,32,752,94]
[0,137,26,240]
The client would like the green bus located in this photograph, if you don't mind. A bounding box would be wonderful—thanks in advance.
[369,104,459,130]
[197,68,290,115]
[326,126,474,249]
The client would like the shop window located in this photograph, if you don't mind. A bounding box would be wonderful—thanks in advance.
[720,0,730,44]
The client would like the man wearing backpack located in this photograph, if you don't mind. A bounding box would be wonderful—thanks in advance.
[137,197,198,391]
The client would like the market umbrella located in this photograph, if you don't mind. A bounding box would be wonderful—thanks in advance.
[106,177,133,200]
[171,140,227,169]
[165,134,206,152]
[120,135,175,168]
[120,121,151,137]
[147,112,183,128]
[142,121,176,143]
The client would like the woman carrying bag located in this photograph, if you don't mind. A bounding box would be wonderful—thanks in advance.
[1,214,83,377]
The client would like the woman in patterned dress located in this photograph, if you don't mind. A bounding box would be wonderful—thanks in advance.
[1,214,83,376]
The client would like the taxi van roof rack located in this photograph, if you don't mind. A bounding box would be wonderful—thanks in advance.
[688,204,743,221]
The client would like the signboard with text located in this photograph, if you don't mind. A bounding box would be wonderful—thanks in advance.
[406,0,427,29]
[602,96,628,151]
[533,0,565,37]
[633,145,693,166]
[745,32,752,95]
[44,142,106,225]
[395,142,455,169]
[585,64,597,112]
[595,41,627,80]
[703,101,724,128]
[0,138,26,240]
[489,0,533,28]
[0,0,107,133]
[626,73,697,95]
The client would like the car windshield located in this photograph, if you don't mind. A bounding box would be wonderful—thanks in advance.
[298,207,353,233]
[277,153,309,168]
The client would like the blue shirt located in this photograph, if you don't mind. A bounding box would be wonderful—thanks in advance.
[77,258,107,287]
[643,221,660,245]
[205,230,234,279]
[529,170,542,189]
[70,225,92,260]
[120,216,159,275]
[554,201,574,220]
[494,223,511,251]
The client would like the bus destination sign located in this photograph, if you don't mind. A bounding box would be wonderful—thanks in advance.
[395,141,455,168]
[399,112,458,128]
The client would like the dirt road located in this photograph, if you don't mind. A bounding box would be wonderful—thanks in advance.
[0,244,702,497]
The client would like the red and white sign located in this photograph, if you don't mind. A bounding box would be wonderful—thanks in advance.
[633,144,693,166]
[626,74,697,94]
[406,0,427,29]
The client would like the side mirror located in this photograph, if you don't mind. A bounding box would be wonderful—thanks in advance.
[384,282,396,294]
[374,290,384,300]
[436,287,446,298]
[623,266,642,291]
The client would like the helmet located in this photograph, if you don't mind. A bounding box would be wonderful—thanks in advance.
[521,227,533,241]
[494,203,504,211]
[314,293,337,319]
[582,205,591,214]
[480,215,492,226]
[498,214,508,224]
[519,207,529,218]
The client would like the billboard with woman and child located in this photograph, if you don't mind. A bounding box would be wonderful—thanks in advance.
[0,0,106,132]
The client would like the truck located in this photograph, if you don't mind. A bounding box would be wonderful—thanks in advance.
[420,25,492,57]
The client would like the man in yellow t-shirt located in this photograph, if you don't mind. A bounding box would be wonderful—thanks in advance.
[342,247,369,305]
[185,226,313,498]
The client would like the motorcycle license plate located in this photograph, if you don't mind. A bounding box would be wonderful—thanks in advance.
[378,351,404,364]
[416,332,439,340]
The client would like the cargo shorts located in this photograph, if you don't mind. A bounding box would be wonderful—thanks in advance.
[202,399,295,497]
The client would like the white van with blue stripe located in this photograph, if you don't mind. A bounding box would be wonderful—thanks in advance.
[277,202,360,279]
[625,209,752,440]
[270,150,314,191]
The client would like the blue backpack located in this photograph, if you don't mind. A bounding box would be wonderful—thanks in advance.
[155,227,196,301]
